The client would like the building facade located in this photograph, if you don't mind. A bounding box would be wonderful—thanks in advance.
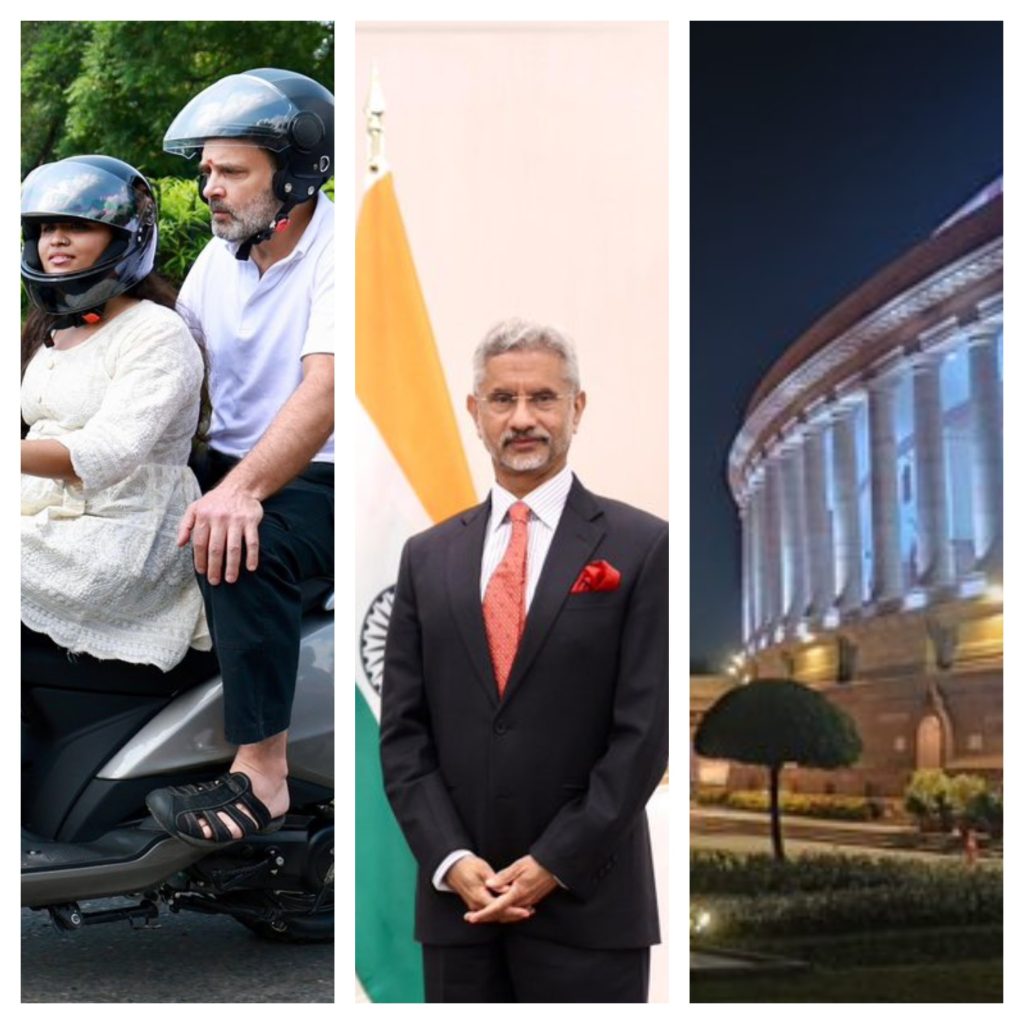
[728,183,1003,796]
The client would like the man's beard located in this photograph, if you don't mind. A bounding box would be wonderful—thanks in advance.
[209,190,280,242]
[491,424,571,475]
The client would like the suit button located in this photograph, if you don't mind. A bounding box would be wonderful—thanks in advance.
[494,721,508,735]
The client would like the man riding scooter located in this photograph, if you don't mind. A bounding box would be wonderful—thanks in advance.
[20,141,334,941]
[146,68,335,847]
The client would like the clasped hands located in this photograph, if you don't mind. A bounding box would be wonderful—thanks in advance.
[446,854,558,925]
[178,481,263,585]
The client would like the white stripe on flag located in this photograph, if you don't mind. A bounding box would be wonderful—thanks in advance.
[355,399,433,721]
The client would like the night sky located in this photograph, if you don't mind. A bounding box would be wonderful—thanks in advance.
[689,21,1003,671]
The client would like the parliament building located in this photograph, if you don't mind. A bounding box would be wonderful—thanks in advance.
[726,180,1003,797]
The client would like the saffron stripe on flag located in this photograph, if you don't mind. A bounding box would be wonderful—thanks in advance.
[355,170,477,1002]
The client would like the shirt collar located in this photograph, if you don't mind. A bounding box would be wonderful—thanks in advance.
[489,464,574,533]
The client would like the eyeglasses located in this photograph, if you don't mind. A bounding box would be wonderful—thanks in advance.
[476,390,573,415]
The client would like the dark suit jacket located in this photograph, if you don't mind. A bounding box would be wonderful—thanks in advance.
[380,476,668,949]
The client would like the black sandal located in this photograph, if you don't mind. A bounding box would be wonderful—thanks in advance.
[145,771,286,848]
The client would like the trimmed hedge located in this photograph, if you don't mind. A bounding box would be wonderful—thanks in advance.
[692,849,1000,895]
[691,850,1002,939]
[695,786,883,821]
[694,880,1002,939]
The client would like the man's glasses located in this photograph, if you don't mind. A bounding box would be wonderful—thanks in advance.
[476,391,572,415]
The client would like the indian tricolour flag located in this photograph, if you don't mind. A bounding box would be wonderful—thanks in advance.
[355,167,477,1002]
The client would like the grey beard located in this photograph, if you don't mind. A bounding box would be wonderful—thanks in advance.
[210,193,281,242]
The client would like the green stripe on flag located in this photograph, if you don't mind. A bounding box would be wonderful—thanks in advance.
[355,685,424,1002]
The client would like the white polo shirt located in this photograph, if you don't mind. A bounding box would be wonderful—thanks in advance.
[178,190,334,463]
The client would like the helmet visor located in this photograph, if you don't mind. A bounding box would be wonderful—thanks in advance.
[21,159,152,233]
[163,73,299,158]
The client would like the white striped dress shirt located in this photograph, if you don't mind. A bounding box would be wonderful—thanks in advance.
[479,463,574,609]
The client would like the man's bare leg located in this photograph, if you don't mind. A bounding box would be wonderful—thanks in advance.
[197,730,291,840]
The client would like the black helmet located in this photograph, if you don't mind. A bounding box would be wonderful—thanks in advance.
[21,155,157,327]
[163,67,334,207]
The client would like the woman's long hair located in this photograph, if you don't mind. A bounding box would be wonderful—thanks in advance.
[21,272,210,444]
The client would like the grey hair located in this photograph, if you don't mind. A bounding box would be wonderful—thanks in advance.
[472,318,581,393]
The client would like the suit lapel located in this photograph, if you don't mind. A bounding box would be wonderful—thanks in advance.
[502,477,606,704]
[445,499,501,706]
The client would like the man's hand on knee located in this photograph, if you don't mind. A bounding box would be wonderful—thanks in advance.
[445,855,533,924]
[178,482,263,585]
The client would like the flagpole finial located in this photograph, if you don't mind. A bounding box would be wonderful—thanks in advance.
[365,62,387,175]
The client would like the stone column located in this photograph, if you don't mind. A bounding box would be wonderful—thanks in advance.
[911,352,953,588]
[747,474,764,637]
[867,372,903,604]
[740,498,752,642]
[779,440,808,627]
[802,422,833,619]
[830,402,863,611]
[966,322,1002,570]
[762,454,784,636]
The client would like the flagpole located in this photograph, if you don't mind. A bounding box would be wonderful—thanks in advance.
[365,63,387,177]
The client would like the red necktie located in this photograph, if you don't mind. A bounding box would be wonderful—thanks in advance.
[483,501,530,697]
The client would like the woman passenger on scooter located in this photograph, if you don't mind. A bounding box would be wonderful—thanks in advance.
[21,155,210,673]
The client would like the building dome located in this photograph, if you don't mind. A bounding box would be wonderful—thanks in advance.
[728,185,1002,794]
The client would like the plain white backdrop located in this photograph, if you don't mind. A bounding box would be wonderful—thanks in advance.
[355,22,669,519]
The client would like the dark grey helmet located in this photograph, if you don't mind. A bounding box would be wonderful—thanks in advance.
[163,67,334,205]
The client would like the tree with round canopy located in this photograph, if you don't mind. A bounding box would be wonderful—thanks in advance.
[694,678,862,860]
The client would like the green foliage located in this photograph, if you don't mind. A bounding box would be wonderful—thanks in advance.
[693,879,1003,939]
[966,788,1003,838]
[904,769,1002,835]
[21,22,92,173]
[948,773,989,819]
[152,177,211,288]
[690,849,994,895]
[691,851,1002,940]
[695,787,881,821]
[904,768,954,828]
[22,21,334,178]
[694,678,862,769]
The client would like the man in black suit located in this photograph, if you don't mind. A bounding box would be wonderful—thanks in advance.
[380,319,668,1002]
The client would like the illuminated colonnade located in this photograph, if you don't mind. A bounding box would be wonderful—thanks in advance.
[729,191,1003,655]
[738,317,1002,648]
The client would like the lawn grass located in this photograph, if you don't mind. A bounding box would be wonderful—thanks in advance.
[691,959,1002,1002]
[726,923,1003,967]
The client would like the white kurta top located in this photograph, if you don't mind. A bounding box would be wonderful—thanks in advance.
[21,300,210,670]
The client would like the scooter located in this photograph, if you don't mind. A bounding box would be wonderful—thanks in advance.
[21,581,334,942]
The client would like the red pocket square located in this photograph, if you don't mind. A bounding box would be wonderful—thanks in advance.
[570,559,621,594]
